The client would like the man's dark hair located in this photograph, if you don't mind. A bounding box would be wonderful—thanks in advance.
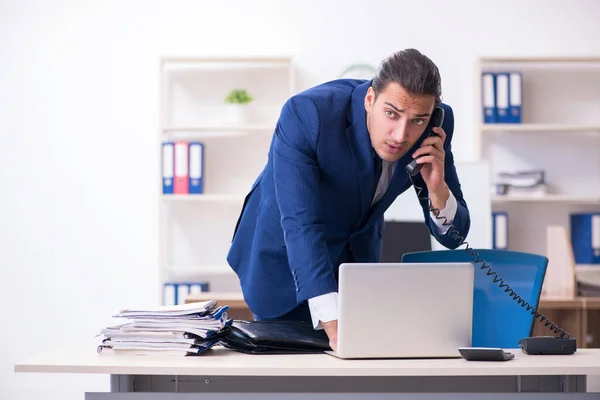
[372,49,442,105]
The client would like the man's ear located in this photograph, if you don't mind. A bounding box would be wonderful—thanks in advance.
[365,87,375,112]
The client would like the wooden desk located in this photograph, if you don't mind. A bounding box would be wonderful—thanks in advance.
[538,297,585,309]
[15,346,600,395]
[535,297,600,348]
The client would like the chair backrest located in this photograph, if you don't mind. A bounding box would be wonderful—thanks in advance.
[401,249,548,348]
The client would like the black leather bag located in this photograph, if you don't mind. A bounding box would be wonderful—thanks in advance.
[220,320,332,354]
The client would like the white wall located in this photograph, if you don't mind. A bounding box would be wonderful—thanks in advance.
[2,0,600,398]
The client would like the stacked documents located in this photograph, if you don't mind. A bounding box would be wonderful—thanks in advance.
[495,170,547,197]
[97,300,232,356]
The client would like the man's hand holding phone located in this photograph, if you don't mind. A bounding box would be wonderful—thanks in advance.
[412,126,450,210]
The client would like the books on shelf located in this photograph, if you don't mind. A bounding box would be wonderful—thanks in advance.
[162,141,204,195]
[97,300,232,356]
[481,71,522,124]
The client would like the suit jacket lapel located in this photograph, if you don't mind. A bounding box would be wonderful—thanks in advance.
[345,80,375,222]
[345,125,374,223]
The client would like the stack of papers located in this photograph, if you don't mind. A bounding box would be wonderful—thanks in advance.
[97,300,232,356]
[496,170,547,197]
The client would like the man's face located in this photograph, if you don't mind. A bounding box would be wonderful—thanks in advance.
[364,82,436,162]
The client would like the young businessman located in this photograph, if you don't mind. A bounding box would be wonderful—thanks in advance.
[226,48,470,351]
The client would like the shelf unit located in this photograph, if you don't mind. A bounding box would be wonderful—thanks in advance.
[475,56,600,296]
[159,56,295,302]
[481,124,600,134]
[164,264,237,277]
[163,125,275,136]
[491,195,600,204]
[160,194,245,203]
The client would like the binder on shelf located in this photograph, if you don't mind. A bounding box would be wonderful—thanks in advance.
[163,283,176,306]
[189,283,208,295]
[492,211,508,250]
[162,142,174,194]
[189,142,204,194]
[508,72,522,123]
[570,212,600,264]
[177,284,189,306]
[481,72,497,123]
[163,282,210,305]
[174,141,189,194]
[495,72,510,123]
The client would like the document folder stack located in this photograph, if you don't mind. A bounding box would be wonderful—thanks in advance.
[495,170,546,197]
[97,300,232,356]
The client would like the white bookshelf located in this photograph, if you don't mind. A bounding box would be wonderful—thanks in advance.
[160,194,245,203]
[164,264,236,277]
[491,195,600,204]
[478,56,600,64]
[162,124,275,137]
[482,124,600,134]
[159,56,295,300]
[475,56,600,259]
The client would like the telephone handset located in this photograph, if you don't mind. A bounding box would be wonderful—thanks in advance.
[405,106,445,176]
[404,106,575,351]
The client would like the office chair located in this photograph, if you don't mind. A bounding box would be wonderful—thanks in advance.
[401,249,548,348]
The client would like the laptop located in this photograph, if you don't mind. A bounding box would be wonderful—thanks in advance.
[326,262,474,359]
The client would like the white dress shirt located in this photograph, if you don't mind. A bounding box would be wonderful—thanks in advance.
[308,160,458,329]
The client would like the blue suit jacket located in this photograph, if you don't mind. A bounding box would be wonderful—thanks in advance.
[227,79,470,318]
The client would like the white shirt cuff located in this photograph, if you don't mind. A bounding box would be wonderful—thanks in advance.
[430,190,457,235]
[307,292,339,330]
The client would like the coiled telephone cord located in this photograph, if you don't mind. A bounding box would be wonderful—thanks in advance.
[408,172,570,339]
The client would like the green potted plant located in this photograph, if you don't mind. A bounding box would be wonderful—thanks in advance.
[224,89,253,124]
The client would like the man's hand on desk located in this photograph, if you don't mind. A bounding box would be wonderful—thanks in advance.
[321,319,338,352]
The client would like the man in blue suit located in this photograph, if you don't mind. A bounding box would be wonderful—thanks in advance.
[227,49,470,350]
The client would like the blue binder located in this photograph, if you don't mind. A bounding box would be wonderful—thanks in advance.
[570,213,600,264]
[162,142,174,194]
[492,212,508,250]
[481,72,497,123]
[508,72,522,123]
[188,142,204,194]
[495,72,510,123]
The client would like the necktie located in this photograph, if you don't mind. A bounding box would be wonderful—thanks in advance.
[373,152,383,196]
